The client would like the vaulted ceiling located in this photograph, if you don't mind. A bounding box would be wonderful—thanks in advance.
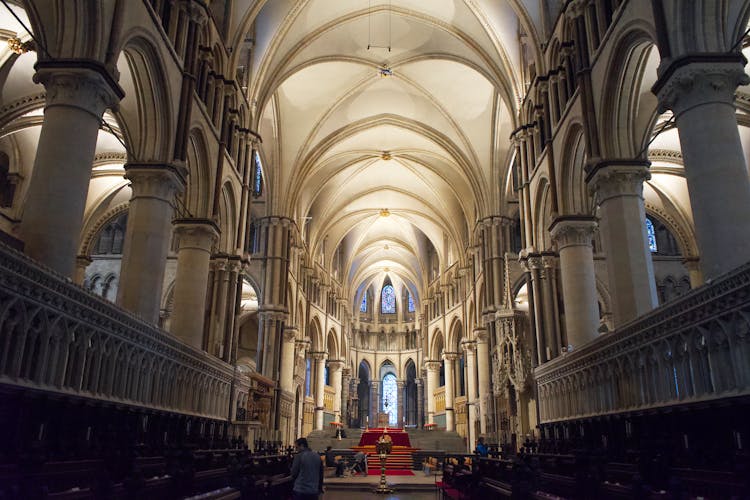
[226,0,546,309]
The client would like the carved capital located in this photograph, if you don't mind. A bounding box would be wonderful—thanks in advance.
[34,60,123,118]
[327,359,344,371]
[461,339,477,354]
[424,360,442,372]
[653,55,749,116]
[310,351,327,361]
[283,326,298,343]
[173,218,219,252]
[125,163,187,200]
[474,327,489,343]
[549,216,597,250]
[443,351,461,362]
[586,160,651,204]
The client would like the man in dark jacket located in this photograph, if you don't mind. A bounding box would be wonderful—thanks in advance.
[291,438,323,499]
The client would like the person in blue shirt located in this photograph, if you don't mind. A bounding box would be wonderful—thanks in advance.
[291,437,323,499]
[475,437,489,457]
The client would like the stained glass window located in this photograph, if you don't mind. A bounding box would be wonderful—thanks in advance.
[382,373,397,426]
[381,284,395,314]
[646,217,657,252]
[360,293,367,312]
[305,358,311,396]
[253,152,263,197]
[407,293,415,313]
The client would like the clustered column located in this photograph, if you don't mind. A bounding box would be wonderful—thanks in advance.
[279,327,299,394]
[312,351,327,430]
[396,379,406,428]
[370,380,380,427]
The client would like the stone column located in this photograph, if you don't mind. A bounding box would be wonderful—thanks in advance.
[444,352,458,432]
[396,380,406,428]
[312,351,327,430]
[587,160,658,326]
[683,257,703,288]
[370,380,380,426]
[540,255,562,357]
[425,361,440,425]
[549,216,600,349]
[279,327,298,393]
[21,62,122,276]
[341,367,351,425]
[654,55,750,279]
[525,255,549,362]
[117,163,185,323]
[415,378,424,427]
[75,255,92,286]
[170,218,219,348]
[462,340,478,450]
[475,329,490,434]
[328,360,344,422]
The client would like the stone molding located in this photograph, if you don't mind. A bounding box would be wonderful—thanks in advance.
[283,326,298,342]
[549,216,598,250]
[424,360,441,371]
[461,339,477,353]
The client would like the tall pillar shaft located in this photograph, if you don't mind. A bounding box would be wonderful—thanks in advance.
[475,329,490,434]
[341,368,351,425]
[117,164,185,323]
[279,327,298,393]
[654,56,750,279]
[170,219,219,348]
[587,160,658,326]
[370,380,380,426]
[463,340,478,450]
[313,352,327,430]
[396,380,406,427]
[21,64,122,276]
[444,353,458,431]
[416,378,424,427]
[550,216,600,348]
[329,360,344,421]
[425,361,440,425]
[525,256,548,362]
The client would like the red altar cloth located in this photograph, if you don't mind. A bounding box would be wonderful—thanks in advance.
[358,428,412,447]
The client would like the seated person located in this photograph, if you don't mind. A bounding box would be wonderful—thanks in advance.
[423,456,439,476]
[351,450,368,475]
[325,446,345,477]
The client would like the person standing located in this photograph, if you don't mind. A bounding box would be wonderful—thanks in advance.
[475,437,489,457]
[291,438,323,499]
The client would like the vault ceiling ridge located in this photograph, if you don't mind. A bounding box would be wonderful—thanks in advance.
[251,3,514,114]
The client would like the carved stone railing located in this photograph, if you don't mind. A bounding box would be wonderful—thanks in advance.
[0,242,237,420]
[535,262,750,423]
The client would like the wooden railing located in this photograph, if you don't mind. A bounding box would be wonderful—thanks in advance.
[535,262,750,422]
[0,242,239,419]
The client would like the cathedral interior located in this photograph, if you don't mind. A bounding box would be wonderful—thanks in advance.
[1,0,750,498]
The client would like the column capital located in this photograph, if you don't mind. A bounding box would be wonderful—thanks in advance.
[424,360,441,372]
[173,218,219,252]
[653,53,749,116]
[370,380,380,388]
[295,338,311,352]
[34,59,124,118]
[443,351,461,362]
[309,350,327,361]
[327,359,344,371]
[473,327,489,343]
[461,339,477,354]
[549,215,597,250]
[283,326,298,342]
[125,163,187,200]
[585,159,651,204]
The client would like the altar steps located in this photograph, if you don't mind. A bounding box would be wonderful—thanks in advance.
[351,445,415,469]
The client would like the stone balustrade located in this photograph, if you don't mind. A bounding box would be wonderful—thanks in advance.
[0,242,239,420]
[535,262,750,423]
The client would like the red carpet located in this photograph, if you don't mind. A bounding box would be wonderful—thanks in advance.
[367,469,414,476]
[358,428,412,447]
